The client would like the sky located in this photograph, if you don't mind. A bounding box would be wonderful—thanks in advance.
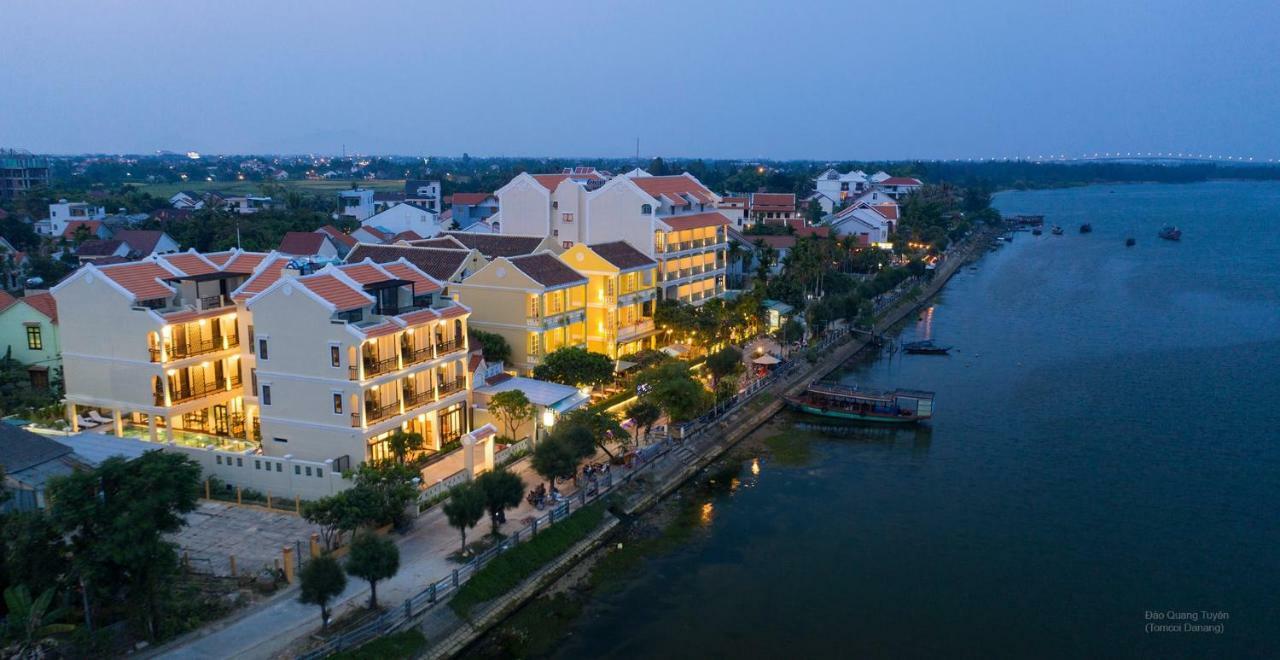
[2,0,1278,160]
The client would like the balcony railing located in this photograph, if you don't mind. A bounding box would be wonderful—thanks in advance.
[401,345,434,366]
[403,388,435,410]
[353,399,402,427]
[198,294,230,311]
[349,354,400,380]
[156,376,237,406]
[435,338,464,355]
[616,319,656,340]
[659,237,723,254]
[436,377,466,398]
[149,334,240,362]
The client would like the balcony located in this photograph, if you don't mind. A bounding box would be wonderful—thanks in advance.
[401,344,434,366]
[616,319,656,341]
[353,399,402,427]
[198,294,231,311]
[349,354,400,380]
[156,376,237,406]
[436,377,466,398]
[435,337,465,355]
[402,388,435,410]
[149,334,240,362]
[659,237,723,254]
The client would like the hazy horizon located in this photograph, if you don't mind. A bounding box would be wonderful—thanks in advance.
[3,0,1278,160]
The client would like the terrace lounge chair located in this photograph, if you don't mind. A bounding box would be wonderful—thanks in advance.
[78,416,100,428]
[88,410,113,425]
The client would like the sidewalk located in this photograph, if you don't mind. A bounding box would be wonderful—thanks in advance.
[157,451,587,660]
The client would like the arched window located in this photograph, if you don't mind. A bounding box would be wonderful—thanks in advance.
[641,204,652,215]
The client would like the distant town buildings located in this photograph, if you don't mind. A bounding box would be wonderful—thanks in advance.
[0,149,49,199]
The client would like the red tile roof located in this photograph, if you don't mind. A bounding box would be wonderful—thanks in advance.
[880,177,922,186]
[21,292,58,324]
[531,171,604,191]
[203,251,235,267]
[112,229,168,255]
[750,193,796,213]
[0,291,17,313]
[871,203,899,220]
[629,175,716,205]
[436,303,469,320]
[392,230,424,242]
[99,261,176,301]
[659,212,729,231]
[300,274,371,311]
[413,236,465,250]
[232,255,291,301]
[450,192,494,206]
[160,252,219,277]
[359,321,401,339]
[439,232,546,258]
[278,231,330,256]
[62,220,104,239]
[347,244,472,282]
[793,225,831,238]
[380,261,441,295]
[335,262,390,285]
[317,225,358,249]
[222,251,269,274]
[587,242,657,271]
[508,254,587,288]
[396,308,441,327]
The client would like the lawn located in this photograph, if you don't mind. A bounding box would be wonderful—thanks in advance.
[330,629,427,660]
[449,501,608,618]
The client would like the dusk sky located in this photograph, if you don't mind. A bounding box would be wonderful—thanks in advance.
[2,0,1277,160]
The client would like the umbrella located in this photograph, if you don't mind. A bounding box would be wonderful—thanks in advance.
[753,355,781,365]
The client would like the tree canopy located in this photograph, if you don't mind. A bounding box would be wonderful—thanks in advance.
[345,532,400,609]
[298,555,347,631]
[488,389,533,441]
[532,347,614,388]
[442,482,486,552]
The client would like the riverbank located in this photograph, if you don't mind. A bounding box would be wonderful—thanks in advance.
[427,222,1000,658]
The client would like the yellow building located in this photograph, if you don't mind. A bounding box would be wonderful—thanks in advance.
[451,253,588,374]
[558,241,659,359]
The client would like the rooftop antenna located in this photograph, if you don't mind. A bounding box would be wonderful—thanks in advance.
[236,218,242,250]
[635,137,640,163]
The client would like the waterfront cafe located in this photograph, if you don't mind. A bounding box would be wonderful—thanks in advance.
[473,376,590,445]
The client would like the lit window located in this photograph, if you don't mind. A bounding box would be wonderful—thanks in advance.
[25,326,42,350]
[330,345,341,367]
[333,393,343,414]
[562,212,574,224]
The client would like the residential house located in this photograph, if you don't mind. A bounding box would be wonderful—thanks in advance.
[316,225,358,257]
[47,200,106,236]
[718,196,749,229]
[829,205,892,244]
[0,426,87,512]
[0,149,50,199]
[338,189,376,221]
[61,220,112,242]
[75,239,131,263]
[812,169,870,214]
[873,175,923,200]
[113,229,181,257]
[351,224,393,244]
[221,195,278,215]
[362,202,441,239]
[0,290,60,388]
[404,180,443,212]
[0,236,31,290]
[169,191,206,210]
[448,192,499,230]
[558,242,659,360]
[748,193,799,226]
[495,169,727,305]
[473,375,588,444]
[450,253,587,374]
[277,231,340,259]
[415,232,560,259]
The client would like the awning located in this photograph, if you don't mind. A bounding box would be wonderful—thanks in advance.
[661,344,691,357]
[614,360,638,373]
[753,355,781,365]
[550,391,590,414]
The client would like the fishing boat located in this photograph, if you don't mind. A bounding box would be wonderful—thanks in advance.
[1051,225,1064,235]
[1031,227,1043,236]
[1126,237,1136,247]
[1158,226,1182,241]
[784,382,935,424]
[1079,223,1093,234]
[902,340,951,355]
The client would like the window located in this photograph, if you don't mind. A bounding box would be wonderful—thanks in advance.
[276,463,283,472]
[250,368,257,393]
[216,455,222,465]
[294,465,301,475]
[25,326,42,350]
[254,459,261,470]
[316,468,323,478]
[330,344,341,367]
[641,204,652,214]
[247,325,255,354]
[552,229,559,237]
[305,466,312,476]
[561,212,574,224]
[236,457,243,467]
[552,201,558,209]
[258,337,269,360]
[562,241,574,249]
[261,385,272,405]
[333,393,343,414]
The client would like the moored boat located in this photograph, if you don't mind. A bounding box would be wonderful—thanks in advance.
[1126,237,1136,247]
[1051,225,1064,235]
[1158,226,1182,241]
[903,340,951,355]
[1031,227,1043,236]
[785,382,935,424]
[1079,223,1092,233]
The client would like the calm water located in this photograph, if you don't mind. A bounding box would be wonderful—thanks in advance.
[553,182,1280,659]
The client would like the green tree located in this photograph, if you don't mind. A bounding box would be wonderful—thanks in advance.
[626,400,662,444]
[560,407,627,457]
[2,586,75,656]
[640,361,712,423]
[385,430,424,465]
[474,468,525,536]
[441,482,486,552]
[488,390,533,441]
[351,462,419,531]
[530,435,579,491]
[298,555,347,631]
[345,532,400,609]
[302,488,375,551]
[705,346,744,388]
[469,330,512,365]
[532,347,614,389]
[2,512,70,598]
[46,452,201,640]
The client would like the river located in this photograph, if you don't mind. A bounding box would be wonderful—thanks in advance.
[545,181,1280,659]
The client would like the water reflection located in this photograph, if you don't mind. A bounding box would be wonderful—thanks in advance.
[751,457,761,476]
[792,418,934,453]
[916,305,935,339]
[699,501,714,526]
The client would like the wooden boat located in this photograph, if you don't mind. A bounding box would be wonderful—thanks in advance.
[785,382,934,424]
[1051,225,1064,235]
[1158,226,1182,241]
[1031,227,1043,236]
[902,340,951,355]
[1126,237,1136,247]
[1079,223,1092,234]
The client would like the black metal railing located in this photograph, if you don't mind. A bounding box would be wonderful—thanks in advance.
[436,377,465,397]
[402,388,434,410]
[353,399,401,427]
[165,377,234,405]
[435,338,463,355]
[349,354,400,380]
[401,345,434,366]
[149,334,240,362]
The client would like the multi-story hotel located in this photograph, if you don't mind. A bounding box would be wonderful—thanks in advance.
[557,242,659,359]
[450,253,587,374]
[494,169,728,305]
[52,249,473,468]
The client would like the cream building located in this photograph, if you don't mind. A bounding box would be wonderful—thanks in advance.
[450,253,587,374]
[494,170,727,305]
[557,242,659,359]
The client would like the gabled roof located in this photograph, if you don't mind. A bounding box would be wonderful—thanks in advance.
[750,193,796,213]
[879,177,922,186]
[628,174,717,205]
[98,261,176,301]
[232,255,292,301]
[299,274,372,312]
[438,232,546,258]
[379,260,442,295]
[62,220,105,239]
[659,212,729,231]
[334,261,394,286]
[158,251,219,277]
[356,225,392,242]
[347,243,472,282]
[392,230,424,242]
[587,241,657,271]
[507,254,587,288]
[871,203,899,221]
[76,239,126,257]
[0,291,14,312]
[112,229,168,255]
[413,236,466,250]
[278,231,331,256]
[20,292,58,324]
[316,225,358,249]
[531,170,605,191]
[0,424,74,474]
[221,250,269,274]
